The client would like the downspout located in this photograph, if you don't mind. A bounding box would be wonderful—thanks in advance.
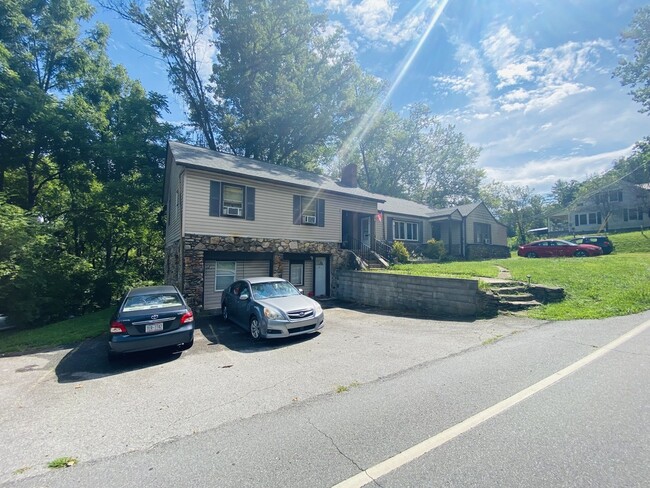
[460,217,467,257]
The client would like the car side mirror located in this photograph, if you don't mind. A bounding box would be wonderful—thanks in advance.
[239,292,249,301]
[298,288,304,295]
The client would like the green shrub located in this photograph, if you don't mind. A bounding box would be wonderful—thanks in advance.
[423,239,446,259]
[392,241,410,263]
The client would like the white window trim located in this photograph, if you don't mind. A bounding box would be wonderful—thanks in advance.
[393,220,419,241]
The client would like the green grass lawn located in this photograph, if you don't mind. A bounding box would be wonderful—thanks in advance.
[386,230,650,321]
[0,308,112,355]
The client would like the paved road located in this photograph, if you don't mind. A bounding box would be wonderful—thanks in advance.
[1,306,647,487]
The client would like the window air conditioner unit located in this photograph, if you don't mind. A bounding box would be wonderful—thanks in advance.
[225,206,243,216]
[303,215,317,225]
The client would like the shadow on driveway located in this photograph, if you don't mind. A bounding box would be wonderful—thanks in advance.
[198,315,320,353]
[55,334,182,384]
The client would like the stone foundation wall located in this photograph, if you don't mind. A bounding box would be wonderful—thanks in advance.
[164,240,183,290]
[465,244,511,260]
[181,234,351,310]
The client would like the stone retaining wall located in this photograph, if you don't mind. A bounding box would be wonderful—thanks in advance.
[335,270,481,319]
[465,244,511,260]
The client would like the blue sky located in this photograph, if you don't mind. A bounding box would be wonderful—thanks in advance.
[94,0,650,195]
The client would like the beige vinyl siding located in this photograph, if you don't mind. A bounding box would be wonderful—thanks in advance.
[203,259,272,311]
[281,259,314,295]
[465,204,504,245]
[183,169,377,241]
[165,158,183,246]
[492,223,508,246]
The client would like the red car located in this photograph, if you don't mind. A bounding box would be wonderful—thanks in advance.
[518,239,603,258]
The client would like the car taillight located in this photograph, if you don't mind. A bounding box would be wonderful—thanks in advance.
[180,311,194,324]
[110,320,127,334]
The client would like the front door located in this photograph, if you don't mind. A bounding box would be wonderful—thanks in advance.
[314,257,327,297]
[361,217,371,248]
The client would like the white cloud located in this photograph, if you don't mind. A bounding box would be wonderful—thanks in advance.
[317,0,439,46]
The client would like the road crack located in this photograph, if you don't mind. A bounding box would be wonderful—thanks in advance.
[307,418,384,487]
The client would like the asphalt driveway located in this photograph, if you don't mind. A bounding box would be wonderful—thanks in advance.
[0,304,540,484]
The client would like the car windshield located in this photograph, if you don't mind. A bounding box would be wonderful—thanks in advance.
[123,293,183,312]
[251,281,300,299]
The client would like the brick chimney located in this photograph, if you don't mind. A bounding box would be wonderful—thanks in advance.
[340,163,358,187]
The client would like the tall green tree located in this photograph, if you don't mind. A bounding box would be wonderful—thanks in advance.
[0,0,107,209]
[551,179,582,207]
[615,6,650,113]
[481,182,546,244]
[349,103,483,206]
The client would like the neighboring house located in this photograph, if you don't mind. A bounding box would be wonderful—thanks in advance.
[548,181,650,235]
[164,142,509,311]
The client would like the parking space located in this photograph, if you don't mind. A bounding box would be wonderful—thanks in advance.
[0,305,539,483]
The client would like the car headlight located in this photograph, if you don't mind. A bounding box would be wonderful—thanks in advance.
[264,307,283,320]
[313,302,323,315]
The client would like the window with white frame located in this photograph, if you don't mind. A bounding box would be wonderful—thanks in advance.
[623,207,643,221]
[222,184,245,218]
[574,212,602,226]
[289,262,304,286]
[393,220,419,241]
[215,262,236,291]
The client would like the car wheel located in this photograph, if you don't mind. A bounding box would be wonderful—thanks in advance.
[525,252,538,258]
[574,250,588,257]
[177,338,194,351]
[222,304,229,322]
[249,316,262,341]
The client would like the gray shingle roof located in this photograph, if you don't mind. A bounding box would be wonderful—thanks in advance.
[168,141,385,203]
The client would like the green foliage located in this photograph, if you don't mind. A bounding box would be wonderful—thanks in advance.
[0,0,177,326]
[391,241,410,263]
[349,103,484,205]
[423,239,446,260]
[615,6,650,113]
[0,308,111,354]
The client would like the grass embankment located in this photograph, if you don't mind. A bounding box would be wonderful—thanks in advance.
[388,230,650,321]
[0,308,112,355]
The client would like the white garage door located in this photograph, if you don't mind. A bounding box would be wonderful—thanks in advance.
[204,259,272,311]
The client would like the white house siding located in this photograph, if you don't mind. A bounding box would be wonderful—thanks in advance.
[165,156,184,246]
[203,259,272,311]
[281,259,314,296]
[183,169,377,242]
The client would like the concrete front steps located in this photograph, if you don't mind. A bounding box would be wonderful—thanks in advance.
[480,278,565,314]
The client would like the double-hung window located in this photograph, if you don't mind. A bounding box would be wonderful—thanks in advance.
[393,220,419,241]
[474,223,491,244]
[209,181,255,220]
[293,196,325,226]
[624,207,643,221]
[222,184,245,218]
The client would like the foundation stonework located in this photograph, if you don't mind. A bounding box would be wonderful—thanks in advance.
[179,234,351,310]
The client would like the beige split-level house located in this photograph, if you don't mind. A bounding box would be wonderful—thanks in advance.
[163,142,509,311]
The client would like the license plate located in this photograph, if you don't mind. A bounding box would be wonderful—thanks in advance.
[145,323,164,333]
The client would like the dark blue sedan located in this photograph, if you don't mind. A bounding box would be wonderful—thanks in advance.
[108,285,194,360]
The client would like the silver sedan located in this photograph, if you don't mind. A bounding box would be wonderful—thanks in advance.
[221,277,325,340]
